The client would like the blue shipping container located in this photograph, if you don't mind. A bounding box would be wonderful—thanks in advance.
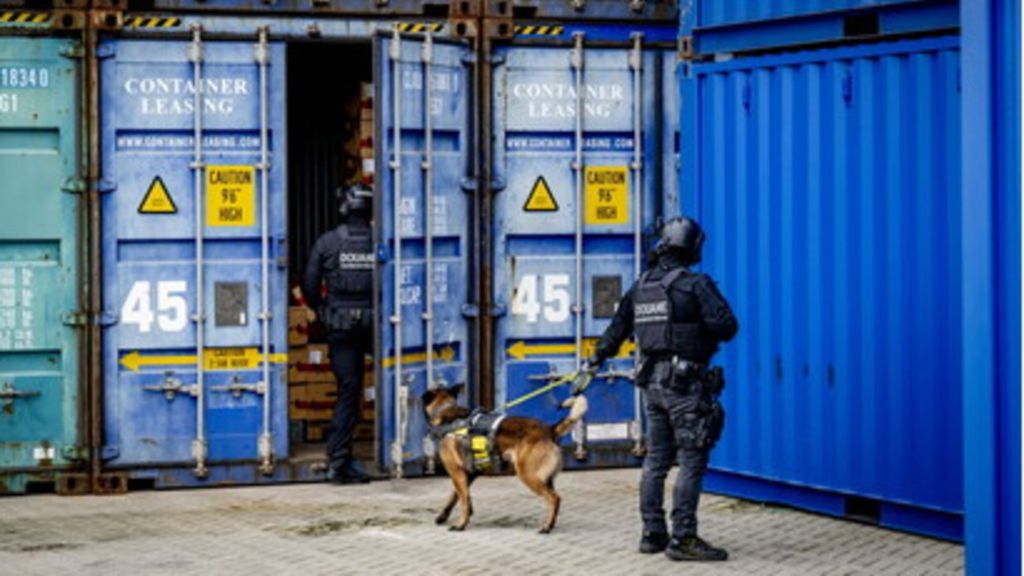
[681,36,964,539]
[100,36,290,482]
[0,37,85,494]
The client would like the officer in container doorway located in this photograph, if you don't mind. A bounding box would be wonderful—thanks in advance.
[579,216,738,561]
[303,185,375,484]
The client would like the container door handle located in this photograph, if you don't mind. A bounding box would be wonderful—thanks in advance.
[0,382,41,411]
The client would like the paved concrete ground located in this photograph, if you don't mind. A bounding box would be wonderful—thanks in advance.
[0,469,962,576]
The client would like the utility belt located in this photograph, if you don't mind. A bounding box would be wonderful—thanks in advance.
[319,304,372,333]
[644,356,725,398]
[661,357,727,451]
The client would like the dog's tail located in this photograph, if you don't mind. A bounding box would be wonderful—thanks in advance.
[551,395,589,438]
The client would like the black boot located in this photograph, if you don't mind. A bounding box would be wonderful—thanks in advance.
[638,531,669,554]
[328,460,372,484]
[664,536,729,562]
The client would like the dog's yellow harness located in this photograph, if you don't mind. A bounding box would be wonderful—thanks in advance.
[448,410,506,473]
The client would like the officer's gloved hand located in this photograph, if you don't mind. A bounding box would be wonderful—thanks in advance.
[572,358,599,396]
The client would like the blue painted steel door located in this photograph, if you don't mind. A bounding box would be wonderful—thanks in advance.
[100,38,288,478]
[492,40,668,463]
[375,34,473,476]
[0,38,82,490]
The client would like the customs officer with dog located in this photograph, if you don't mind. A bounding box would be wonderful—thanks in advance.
[581,216,738,562]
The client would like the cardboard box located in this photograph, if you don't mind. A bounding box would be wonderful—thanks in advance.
[361,357,375,421]
[289,382,336,420]
[305,419,332,442]
[288,306,309,347]
[288,344,334,384]
[359,119,373,138]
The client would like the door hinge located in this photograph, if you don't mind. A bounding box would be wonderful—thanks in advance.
[61,178,87,194]
[461,303,479,318]
[97,179,117,194]
[100,445,120,461]
[491,178,507,193]
[96,43,116,60]
[460,177,479,193]
[61,311,89,327]
[460,52,478,65]
[97,311,118,327]
[490,303,507,318]
[59,42,85,59]
[61,445,88,462]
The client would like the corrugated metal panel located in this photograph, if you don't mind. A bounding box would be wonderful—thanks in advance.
[685,0,959,56]
[374,35,473,476]
[0,37,84,494]
[695,0,927,28]
[961,0,1021,573]
[683,36,963,538]
[99,38,290,483]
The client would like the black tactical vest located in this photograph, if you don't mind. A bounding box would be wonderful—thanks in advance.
[633,268,700,358]
[325,224,373,306]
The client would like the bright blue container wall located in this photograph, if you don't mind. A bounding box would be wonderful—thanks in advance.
[962,0,1021,573]
[685,0,959,56]
[695,0,942,28]
[682,36,964,538]
[374,36,473,473]
[100,39,289,474]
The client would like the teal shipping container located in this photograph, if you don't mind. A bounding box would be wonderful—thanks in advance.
[0,36,87,495]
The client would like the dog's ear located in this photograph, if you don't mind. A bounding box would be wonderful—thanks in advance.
[421,388,438,406]
[447,383,466,398]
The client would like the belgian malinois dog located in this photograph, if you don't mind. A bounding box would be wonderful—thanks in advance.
[421,384,588,533]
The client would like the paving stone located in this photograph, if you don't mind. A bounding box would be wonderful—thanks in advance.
[0,469,961,575]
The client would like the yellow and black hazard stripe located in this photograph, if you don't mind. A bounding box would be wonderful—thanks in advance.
[0,12,51,24]
[124,16,182,28]
[514,25,565,36]
[396,22,444,34]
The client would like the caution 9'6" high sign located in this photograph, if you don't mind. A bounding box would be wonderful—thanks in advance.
[207,165,256,227]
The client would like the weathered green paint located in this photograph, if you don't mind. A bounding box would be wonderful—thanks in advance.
[0,37,82,490]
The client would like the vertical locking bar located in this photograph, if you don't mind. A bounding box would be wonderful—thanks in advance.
[570,32,587,460]
[422,33,436,390]
[255,27,274,475]
[389,27,405,479]
[629,33,645,455]
[188,26,208,478]
[570,32,585,366]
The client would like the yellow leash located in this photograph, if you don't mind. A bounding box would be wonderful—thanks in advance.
[502,371,594,410]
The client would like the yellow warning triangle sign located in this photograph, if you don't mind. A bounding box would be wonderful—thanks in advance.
[138,177,177,214]
[523,176,559,212]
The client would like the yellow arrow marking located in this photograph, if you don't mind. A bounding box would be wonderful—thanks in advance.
[506,339,635,360]
[382,346,456,369]
[120,348,288,372]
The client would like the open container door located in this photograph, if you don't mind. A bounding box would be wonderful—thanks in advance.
[492,35,662,467]
[100,32,289,486]
[374,31,474,478]
[0,37,85,494]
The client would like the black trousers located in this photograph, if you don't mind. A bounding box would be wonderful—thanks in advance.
[326,331,368,470]
[639,378,711,538]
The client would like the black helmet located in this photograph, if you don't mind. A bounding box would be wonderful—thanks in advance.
[337,184,372,219]
[656,216,705,265]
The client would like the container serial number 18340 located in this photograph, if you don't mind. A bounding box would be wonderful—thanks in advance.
[0,67,50,89]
